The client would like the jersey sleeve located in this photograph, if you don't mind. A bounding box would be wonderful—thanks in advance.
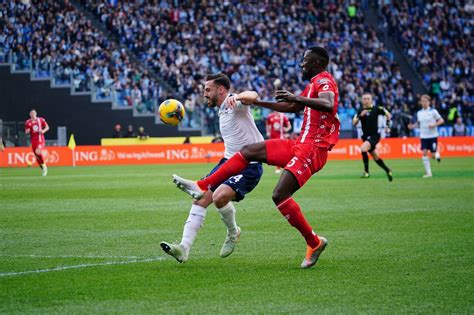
[377,106,387,116]
[25,121,30,132]
[313,79,337,97]
[433,109,442,120]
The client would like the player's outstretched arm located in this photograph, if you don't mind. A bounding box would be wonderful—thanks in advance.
[227,90,302,112]
[254,99,303,113]
[275,90,334,113]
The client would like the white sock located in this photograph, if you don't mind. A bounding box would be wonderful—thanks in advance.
[180,204,207,251]
[217,202,238,236]
[434,152,440,160]
[422,156,432,176]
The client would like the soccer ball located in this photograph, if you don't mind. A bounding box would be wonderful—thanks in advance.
[158,99,185,126]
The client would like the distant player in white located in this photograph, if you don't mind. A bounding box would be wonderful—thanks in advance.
[161,73,264,262]
[409,94,444,178]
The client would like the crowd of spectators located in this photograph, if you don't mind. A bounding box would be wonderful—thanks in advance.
[84,0,411,133]
[2,0,471,137]
[0,0,158,114]
[381,0,473,127]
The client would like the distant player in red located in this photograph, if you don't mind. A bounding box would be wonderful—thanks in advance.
[25,109,49,176]
[266,111,291,173]
[173,46,339,269]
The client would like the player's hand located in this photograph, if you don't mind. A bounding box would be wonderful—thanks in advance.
[226,91,258,108]
[226,95,239,108]
[428,123,436,128]
[360,110,369,117]
[275,90,297,103]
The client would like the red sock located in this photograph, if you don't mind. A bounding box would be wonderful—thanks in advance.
[36,153,44,166]
[197,152,250,190]
[277,197,319,248]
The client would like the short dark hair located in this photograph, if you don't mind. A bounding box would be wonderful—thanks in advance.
[307,46,329,68]
[206,73,231,90]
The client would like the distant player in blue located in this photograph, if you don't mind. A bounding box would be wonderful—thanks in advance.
[409,95,444,178]
[161,73,264,263]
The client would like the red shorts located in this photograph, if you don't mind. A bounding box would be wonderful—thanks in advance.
[265,139,328,187]
[31,142,44,153]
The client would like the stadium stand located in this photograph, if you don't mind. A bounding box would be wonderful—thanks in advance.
[83,0,411,133]
[381,0,473,126]
[1,0,471,138]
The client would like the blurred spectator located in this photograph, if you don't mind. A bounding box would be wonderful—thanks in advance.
[447,103,459,126]
[125,125,136,138]
[112,124,122,138]
[137,126,149,140]
[453,117,466,136]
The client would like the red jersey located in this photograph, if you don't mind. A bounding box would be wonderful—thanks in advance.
[25,117,48,144]
[266,112,290,139]
[297,71,339,150]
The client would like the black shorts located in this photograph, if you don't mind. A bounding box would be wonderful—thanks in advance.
[421,137,438,152]
[362,134,380,152]
[204,158,263,202]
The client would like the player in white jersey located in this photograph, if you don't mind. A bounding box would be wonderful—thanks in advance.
[161,73,264,263]
[409,94,444,178]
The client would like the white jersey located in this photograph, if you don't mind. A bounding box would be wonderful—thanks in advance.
[416,107,442,139]
[218,94,264,159]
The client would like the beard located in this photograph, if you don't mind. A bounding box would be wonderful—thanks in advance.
[302,69,313,80]
[207,96,218,107]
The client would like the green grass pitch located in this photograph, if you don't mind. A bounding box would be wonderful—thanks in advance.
[1,157,473,313]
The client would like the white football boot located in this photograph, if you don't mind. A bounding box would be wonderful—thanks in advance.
[172,174,205,200]
[220,226,241,258]
[160,242,189,263]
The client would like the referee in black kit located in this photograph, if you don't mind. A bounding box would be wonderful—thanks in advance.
[353,93,393,181]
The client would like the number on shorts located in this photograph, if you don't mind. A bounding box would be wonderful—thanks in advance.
[230,175,243,183]
[287,157,298,168]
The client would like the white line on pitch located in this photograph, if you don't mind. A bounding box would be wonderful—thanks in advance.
[0,257,165,277]
[0,254,145,259]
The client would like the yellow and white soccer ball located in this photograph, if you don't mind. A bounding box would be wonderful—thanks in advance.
[158,99,185,126]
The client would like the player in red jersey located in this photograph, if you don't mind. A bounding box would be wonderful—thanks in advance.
[25,109,49,176]
[172,46,339,269]
[266,111,291,174]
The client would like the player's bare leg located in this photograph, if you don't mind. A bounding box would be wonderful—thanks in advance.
[272,170,327,269]
[213,184,241,258]
[360,141,371,178]
[172,142,267,198]
[160,191,213,263]
[422,149,432,178]
[35,147,47,176]
[370,150,393,182]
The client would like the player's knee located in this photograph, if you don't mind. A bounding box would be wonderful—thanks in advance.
[212,191,232,208]
[272,188,289,205]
